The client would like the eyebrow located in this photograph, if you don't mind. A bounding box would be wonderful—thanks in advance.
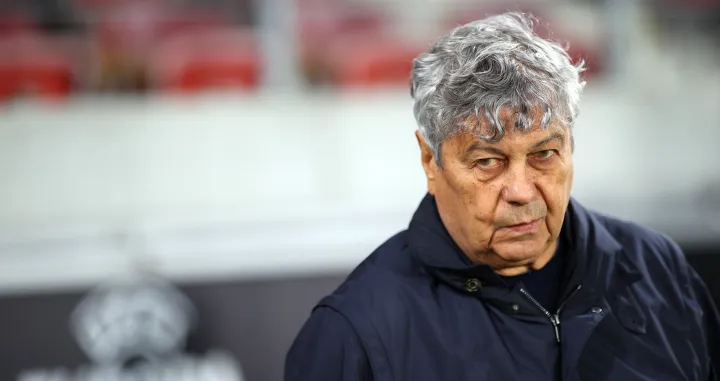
[462,143,505,159]
[530,132,565,150]
[463,132,566,159]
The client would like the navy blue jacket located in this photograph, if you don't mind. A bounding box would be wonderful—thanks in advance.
[286,195,720,381]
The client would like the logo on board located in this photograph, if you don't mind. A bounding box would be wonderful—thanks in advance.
[16,276,245,381]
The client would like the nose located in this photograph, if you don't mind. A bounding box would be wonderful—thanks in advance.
[501,163,536,206]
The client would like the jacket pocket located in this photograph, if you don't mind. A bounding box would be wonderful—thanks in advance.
[614,288,647,335]
[577,302,697,381]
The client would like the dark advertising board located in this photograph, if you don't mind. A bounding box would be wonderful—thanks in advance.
[0,245,718,381]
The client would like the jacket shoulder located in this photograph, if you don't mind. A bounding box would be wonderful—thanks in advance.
[589,210,693,300]
[584,209,717,380]
[592,210,685,268]
[317,230,426,314]
[313,230,427,378]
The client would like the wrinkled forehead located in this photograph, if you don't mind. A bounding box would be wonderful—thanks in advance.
[464,105,564,135]
[457,105,569,148]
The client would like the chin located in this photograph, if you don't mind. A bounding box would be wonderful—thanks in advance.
[490,240,548,264]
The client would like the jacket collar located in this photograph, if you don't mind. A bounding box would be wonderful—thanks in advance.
[407,193,635,293]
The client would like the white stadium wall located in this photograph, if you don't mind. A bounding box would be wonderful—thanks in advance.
[0,81,719,295]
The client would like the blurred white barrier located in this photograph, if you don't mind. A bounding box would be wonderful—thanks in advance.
[0,86,718,294]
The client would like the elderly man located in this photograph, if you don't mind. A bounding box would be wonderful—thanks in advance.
[285,12,720,381]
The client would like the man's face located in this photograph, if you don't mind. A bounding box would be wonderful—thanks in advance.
[417,106,574,276]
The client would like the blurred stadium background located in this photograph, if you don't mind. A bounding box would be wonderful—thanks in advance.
[0,0,718,380]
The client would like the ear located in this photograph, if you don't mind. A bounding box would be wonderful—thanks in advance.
[415,130,439,194]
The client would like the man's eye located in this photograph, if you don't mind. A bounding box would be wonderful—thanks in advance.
[534,150,556,160]
[477,158,501,168]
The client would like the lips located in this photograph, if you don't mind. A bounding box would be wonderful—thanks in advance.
[503,219,541,234]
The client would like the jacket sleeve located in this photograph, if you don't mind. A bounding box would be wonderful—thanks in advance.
[670,236,720,381]
[285,306,374,381]
[664,236,720,380]
[688,267,720,381]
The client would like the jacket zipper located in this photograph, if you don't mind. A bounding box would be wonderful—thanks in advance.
[519,285,582,343]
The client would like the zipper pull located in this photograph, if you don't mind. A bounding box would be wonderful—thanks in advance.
[551,315,561,343]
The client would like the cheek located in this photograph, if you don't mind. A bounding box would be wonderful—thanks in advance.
[447,170,500,223]
[468,183,504,230]
[446,167,481,198]
[536,165,573,208]
[566,163,574,191]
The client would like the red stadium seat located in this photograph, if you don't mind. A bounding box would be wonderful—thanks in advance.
[0,35,75,101]
[564,42,604,79]
[325,36,423,88]
[148,28,260,93]
[89,2,232,92]
[92,2,167,60]
[18,62,73,97]
[167,55,259,92]
[0,11,38,35]
[298,4,389,86]
[154,9,230,40]
[0,66,19,100]
[0,63,72,101]
[298,3,386,41]
[93,3,231,58]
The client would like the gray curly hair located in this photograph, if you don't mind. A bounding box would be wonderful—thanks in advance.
[410,12,585,164]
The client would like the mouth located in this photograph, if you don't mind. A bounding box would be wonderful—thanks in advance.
[502,219,541,234]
